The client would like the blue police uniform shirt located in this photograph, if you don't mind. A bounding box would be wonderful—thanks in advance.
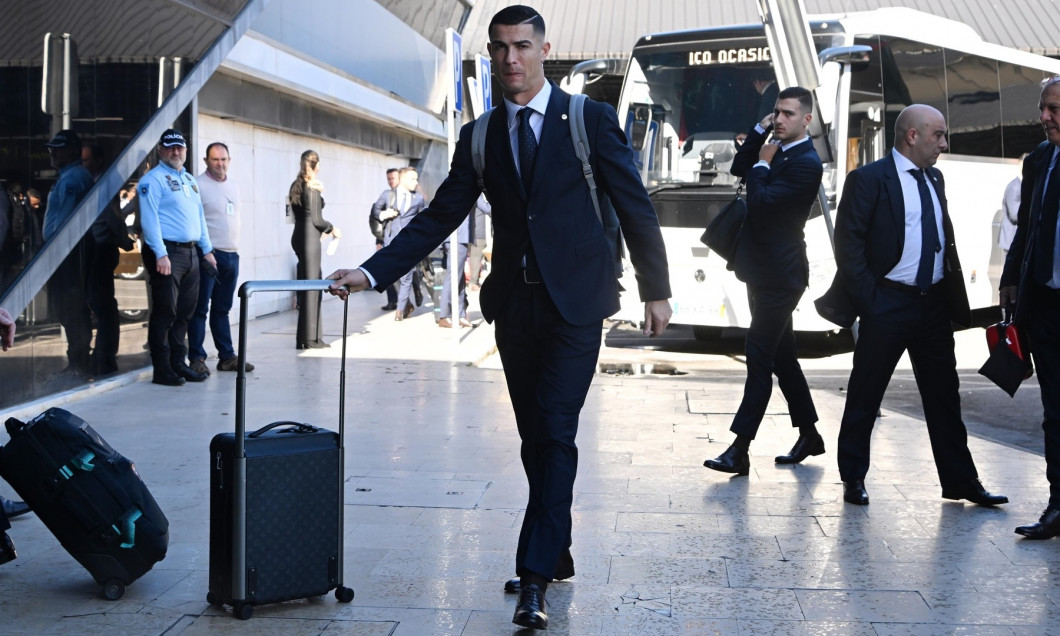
[139,162,212,258]
[42,160,94,240]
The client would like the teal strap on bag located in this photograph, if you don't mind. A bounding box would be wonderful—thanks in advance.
[56,450,96,480]
[113,508,142,549]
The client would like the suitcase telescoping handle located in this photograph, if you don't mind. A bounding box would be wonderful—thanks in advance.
[234,280,348,460]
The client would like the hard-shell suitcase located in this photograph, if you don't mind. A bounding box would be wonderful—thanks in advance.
[207,280,353,620]
[0,407,169,599]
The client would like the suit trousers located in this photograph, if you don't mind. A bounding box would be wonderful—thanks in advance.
[143,244,199,370]
[395,267,416,313]
[438,242,468,320]
[1027,283,1060,507]
[730,285,818,438]
[494,280,602,580]
[85,240,120,371]
[837,284,978,488]
[47,240,92,373]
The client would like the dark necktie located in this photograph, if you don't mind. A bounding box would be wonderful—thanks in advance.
[910,168,940,291]
[1035,151,1060,285]
[517,107,541,280]
[518,107,537,192]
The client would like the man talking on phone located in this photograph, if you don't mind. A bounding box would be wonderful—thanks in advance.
[703,86,825,477]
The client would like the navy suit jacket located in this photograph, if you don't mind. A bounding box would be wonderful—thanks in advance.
[1001,140,1054,329]
[729,126,822,289]
[815,153,971,328]
[361,82,670,325]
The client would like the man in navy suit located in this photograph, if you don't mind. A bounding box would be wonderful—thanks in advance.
[1001,77,1060,539]
[326,5,671,629]
[703,87,824,477]
[817,104,1006,508]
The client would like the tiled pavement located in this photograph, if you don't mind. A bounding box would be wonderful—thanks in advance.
[0,290,1057,635]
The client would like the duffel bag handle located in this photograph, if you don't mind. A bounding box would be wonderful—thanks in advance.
[5,417,24,438]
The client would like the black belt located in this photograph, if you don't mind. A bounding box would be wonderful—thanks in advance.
[163,240,194,249]
[878,278,941,296]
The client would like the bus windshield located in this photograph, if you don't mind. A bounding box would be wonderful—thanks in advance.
[622,39,779,188]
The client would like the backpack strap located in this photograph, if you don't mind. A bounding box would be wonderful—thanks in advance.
[471,108,494,193]
[568,93,602,228]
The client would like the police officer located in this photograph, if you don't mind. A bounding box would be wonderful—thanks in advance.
[139,129,216,386]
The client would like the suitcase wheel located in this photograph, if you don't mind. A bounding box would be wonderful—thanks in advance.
[206,591,221,606]
[335,586,355,603]
[102,579,126,601]
[234,602,253,620]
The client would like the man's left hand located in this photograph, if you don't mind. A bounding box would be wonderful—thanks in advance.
[203,251,218,269]
[643,300,673,337]
[759,143,780,164]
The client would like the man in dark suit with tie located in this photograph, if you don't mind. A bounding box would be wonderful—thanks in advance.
[703,87,824,476]
[1001,77,1060,539]
[817,104,1007,508]
[326,5,671,629]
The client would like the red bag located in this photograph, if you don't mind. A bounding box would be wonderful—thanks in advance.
[985,321,1032,379]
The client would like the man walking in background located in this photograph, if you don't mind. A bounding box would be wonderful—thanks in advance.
[703,87,824,477]
[818,104,1007,508]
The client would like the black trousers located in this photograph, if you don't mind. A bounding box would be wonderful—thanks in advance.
[143,243,198,371]
[494,281,601,580]
[86,240,120,370]
[1027,283,1060,507]
[837,284,978,488]
[47,241,92,372]
[730,285,818,438]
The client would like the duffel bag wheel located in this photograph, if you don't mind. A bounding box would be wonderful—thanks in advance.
[206,591,220,606]
[234,602,253,620]
[102,579,125,601]
[335,586,355,603]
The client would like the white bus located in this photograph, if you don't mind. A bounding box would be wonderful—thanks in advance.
[610,7,1060,337]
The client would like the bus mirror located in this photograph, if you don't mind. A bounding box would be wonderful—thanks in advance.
[818,45,872,66]
[630,104,652,151]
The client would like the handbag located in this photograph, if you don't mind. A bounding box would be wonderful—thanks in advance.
[978,313,1033,397]
[700,183,745,263]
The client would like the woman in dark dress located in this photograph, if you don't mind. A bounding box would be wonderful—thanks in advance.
[288,150,340,349]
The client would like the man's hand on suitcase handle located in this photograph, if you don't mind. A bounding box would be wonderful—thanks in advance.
[326,269,369,299]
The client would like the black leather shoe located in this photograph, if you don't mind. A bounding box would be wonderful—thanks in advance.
[1015,507,1060,539]
[941,479,1008,507]
[843,480,869,505]
[173,363,208,382]
[1,532,16,565]
[512,584,548,630]
[1,496,30,519]
[775,432,825,464]
[703,445,750,476]
[505,550,575,593]
[152,370,186,386]
[381,303,397,311]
